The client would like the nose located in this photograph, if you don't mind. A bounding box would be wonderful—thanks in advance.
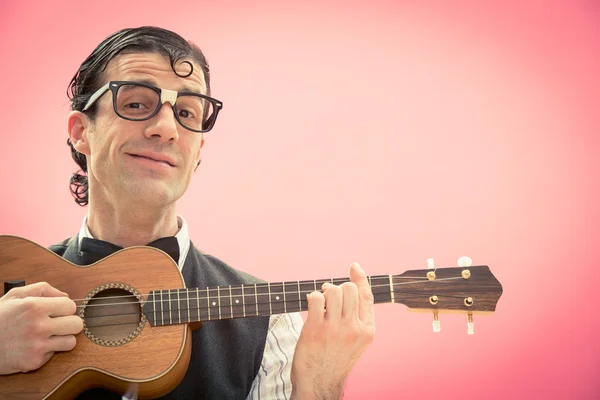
[143,102,179,143]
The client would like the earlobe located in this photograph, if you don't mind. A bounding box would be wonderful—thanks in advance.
[68,111,91,156]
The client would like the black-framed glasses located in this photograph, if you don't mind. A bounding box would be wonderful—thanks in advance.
[82,81,223,133]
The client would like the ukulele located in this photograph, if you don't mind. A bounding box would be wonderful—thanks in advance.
[0,235,503,399]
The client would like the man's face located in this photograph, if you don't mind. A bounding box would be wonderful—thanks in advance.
[71,52,207,208]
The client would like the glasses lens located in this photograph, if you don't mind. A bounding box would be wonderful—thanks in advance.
[175,95,215,131]
[115,84,159,120]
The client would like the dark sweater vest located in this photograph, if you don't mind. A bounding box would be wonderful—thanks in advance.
[49,236,270,400]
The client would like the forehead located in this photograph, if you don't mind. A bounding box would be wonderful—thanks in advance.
[103,52,207,94]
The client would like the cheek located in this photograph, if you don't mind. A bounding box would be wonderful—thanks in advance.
[88,121,121,163]
[186,137,203,162]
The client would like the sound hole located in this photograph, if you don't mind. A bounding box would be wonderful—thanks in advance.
[83,288,142,344]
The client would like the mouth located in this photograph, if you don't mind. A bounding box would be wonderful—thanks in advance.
[127,153,175,167]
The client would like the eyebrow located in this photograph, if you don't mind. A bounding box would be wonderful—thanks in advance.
[133,78,205,95]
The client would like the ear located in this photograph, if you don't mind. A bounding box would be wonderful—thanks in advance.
[195,133,205,165]
[68,111,92,156]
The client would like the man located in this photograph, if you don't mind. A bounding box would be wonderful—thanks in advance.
[0,26,375,399]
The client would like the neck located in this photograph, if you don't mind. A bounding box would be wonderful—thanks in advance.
[87,199,179,248]
[142,276,396,327]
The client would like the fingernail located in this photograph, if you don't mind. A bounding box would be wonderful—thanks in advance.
[321,282,331,290]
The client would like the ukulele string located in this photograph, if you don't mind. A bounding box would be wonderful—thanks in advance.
[82,288,464,328]
[75,277,465,309]
[68,275,450,304]
[81,290,467,325]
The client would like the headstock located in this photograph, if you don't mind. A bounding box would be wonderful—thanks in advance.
[391,257,503,334]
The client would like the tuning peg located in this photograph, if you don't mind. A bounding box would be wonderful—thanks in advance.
[457,256,472,267]
[467,313,474,335]
[433,312,441,333]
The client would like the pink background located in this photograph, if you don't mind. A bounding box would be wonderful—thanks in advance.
[1,0,598,398]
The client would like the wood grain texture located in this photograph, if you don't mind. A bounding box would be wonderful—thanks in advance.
[393,266,503,313]
[0,236,192,400]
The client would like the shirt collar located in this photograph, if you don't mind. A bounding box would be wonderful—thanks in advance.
[77,214,191,271]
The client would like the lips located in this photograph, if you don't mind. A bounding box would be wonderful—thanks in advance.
[128,153,175,167]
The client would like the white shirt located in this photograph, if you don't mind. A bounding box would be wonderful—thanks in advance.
[78,215,304,399]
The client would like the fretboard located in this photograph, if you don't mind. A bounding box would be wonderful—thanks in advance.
[142,275,394,326]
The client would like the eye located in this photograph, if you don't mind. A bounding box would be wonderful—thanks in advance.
[178,109,197,119]
[125,102,146,109]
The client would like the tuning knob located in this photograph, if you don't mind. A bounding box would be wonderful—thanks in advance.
[467,314,474,335]
[427,258,435,269]
[457,256,472,267]
[433,312,441,333]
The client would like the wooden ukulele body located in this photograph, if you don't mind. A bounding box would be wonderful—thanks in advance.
[0,236,192,400]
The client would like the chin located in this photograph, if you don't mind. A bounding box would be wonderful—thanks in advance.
[124,182,180,207]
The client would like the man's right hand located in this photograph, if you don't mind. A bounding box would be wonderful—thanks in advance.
[0,282,84,375]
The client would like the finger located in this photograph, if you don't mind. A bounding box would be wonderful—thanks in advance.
[340,282,359,318]
[47,335,77,352]
[7,282,68,299]
[41,297,78,317]
[33,352,55,372]
[306,291,326,325]
[322,285,343,323]
[349,262,375,325]
[49,315,84,336]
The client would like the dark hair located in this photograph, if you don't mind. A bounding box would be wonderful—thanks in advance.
[66,26,212,206]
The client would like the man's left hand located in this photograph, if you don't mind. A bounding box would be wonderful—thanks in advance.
[290,262,376,400]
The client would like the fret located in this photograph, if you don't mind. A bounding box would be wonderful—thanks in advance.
[178,289,189,324]
[270,282,284,315]
[160,290,169,325]
[167,290,172,325]
[206,287,211,320]
[169,289,180,325]
[282,281,300,313]
[189,288,199,322]
[299,280,316,311]
[370,275,393,304]
[208,287,220,320]
[230,284,245,318]
[297,281,301,312]
[253,284,259,316]
[315,278,330,291]
[177,289,182,324]
[217,286,222,319]
[219,285,232,319]
[241,284,246,317]
[256,283,271,317]
[243,284,257,317]
[283,282,287,313]
[332,278,348,286]
[186,288,191,322]
[267,283,273,315]
[197,287,209,322]
[229,285,233,318]
[152,291,157,326]
[157,290,163,326]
